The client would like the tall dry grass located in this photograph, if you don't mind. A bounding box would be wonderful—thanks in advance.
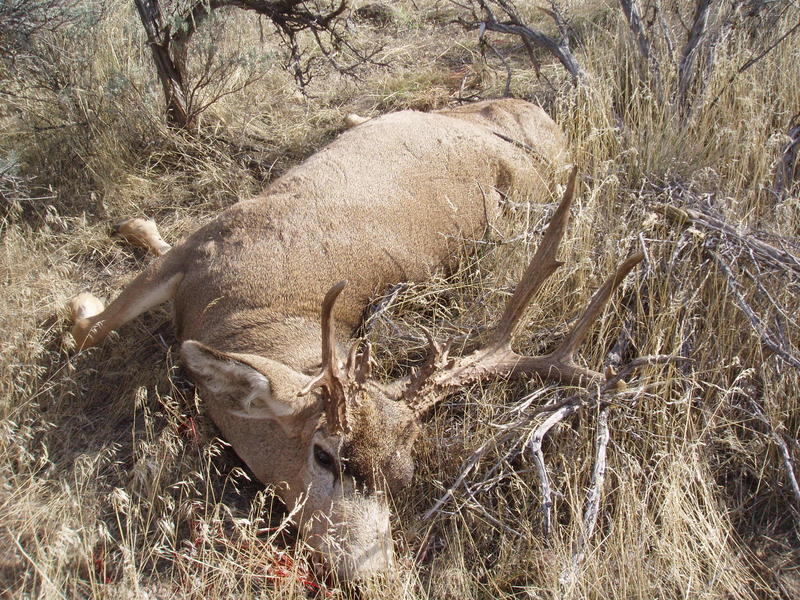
[1,1,798,598]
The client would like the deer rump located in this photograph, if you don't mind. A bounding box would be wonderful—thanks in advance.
[71,99,574,581]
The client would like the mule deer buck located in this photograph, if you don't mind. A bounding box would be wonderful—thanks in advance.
[69,99,641,581]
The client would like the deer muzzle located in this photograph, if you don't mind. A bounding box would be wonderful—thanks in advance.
[308,492,395,582]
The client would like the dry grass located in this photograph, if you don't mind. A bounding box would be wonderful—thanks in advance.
[1,0,799,598]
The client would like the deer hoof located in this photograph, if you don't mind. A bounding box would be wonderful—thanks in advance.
[68,293,105,350]
[112,217,158,245]
[112,217,171,256]
[69,292,104,321]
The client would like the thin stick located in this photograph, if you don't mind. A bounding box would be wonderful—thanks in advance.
[772,430,800,511]
[559,406,611,590]
[657,202,800,276]
[528,403,580,535]
[709,250,800,370]
[747,401,800,513]
[422,427,518,520]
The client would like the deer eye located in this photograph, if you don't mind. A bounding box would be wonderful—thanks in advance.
[314,445,335,471]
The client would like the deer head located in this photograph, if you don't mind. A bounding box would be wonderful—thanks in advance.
[180,167,642,581]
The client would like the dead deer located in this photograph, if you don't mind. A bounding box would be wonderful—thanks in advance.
[68,99,641,581]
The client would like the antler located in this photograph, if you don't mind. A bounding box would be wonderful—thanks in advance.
[298,281,351,434]
[298,280,372,435]
[403,167,644,415]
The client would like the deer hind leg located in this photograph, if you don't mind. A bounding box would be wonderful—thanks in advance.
[70,218,183,350]
[113,218,172,257]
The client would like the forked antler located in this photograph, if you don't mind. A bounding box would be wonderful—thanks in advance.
[298,280,372,435]
[402,167,644,415]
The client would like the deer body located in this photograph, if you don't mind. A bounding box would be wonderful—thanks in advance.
[173,102,565,354]
[71,99,594,580]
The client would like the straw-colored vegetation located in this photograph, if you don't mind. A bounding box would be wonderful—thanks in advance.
[1,0,798,598]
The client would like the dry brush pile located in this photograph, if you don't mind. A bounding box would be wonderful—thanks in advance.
[1,1,798,598]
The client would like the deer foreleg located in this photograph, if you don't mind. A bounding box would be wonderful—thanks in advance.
[70,255,184,350]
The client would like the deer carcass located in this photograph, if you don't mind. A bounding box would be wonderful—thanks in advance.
[69,99,640,580]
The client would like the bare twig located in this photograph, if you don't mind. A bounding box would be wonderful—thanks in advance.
[745,400,800,515]
[527,402,581,535]
[421,354,679,527]
[677,0,712,114]
[619,0,660,81]
[708,249,800,370]
[657,195,800,371]
[734,12,800,76]
[772,429,800,511]
[461,0,586,83]
[706,6,800,114]
[422,425,519,521]
[480,36,513,97]
[656,203,800,276]
[559,405,611,590]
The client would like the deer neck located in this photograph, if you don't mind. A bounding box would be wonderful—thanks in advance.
[192,310,342,373]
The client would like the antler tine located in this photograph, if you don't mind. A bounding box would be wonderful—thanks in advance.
[320,280,346,376]
[345,339,372,386]
[403,167,645,416]
[549,253,644,363]
[298,280,350,434]
[488,166,577,349]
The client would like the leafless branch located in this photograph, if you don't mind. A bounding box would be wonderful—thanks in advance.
[480,37,513,97]
[456,0,586,83]
[656,203,800,276]
[527,402,581,536]
[421,353,679,530]
[742,399,800,515]
[677,0,712,113]
[559,405,611,590]
[772,427,800,510]
[133,0,377,126]
[619,0,660,80]
[0,0,91,59]
[709,249,800,370]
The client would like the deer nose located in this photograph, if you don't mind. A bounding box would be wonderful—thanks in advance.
[324,493,395,582]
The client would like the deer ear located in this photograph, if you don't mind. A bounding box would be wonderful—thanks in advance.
[180,340,320,428]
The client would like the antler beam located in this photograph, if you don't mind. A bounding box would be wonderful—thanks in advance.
[404,167,644,415]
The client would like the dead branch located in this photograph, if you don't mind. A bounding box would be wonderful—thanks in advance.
[134,0,376,126]
[656,203,800,277]
[656,199,800,371]
[421,354,680,530]
[480,37,513,97]
[134,0,190,127]
[559,405,611,590]
[422,426,517,521]
[619,0,660,81]
[710,248,800,370]
[0,0,90,60]
[459,0,586,83]
[706,4,800,114]
[743,400,800,515]
[772,427,800,511]
[735,9,800,76]
[527,402,581,536]
[677,0,712,113]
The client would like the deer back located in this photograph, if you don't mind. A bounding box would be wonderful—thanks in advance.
[171,99,566,362]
